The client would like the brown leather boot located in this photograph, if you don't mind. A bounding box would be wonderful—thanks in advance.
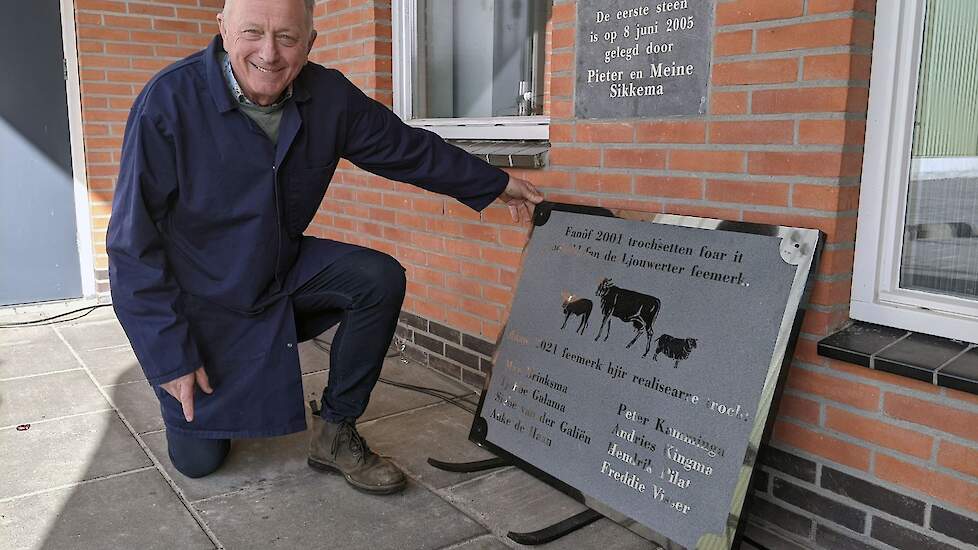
[308,414,407,495]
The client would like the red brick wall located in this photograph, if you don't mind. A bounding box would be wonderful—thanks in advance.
[75,0,978,546]
[75,0,223,293]
[308,0,534,346]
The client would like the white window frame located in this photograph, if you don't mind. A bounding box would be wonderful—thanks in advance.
[391,0,549,141]
[852,0,978,343]
[61,0,96,298]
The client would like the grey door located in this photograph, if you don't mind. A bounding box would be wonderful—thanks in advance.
[0,0,82,306]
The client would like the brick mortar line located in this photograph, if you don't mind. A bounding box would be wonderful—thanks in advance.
[779,389,978,447]
[808,273,855,284]
[776,415,978,487]
[332,174,861,187]
[716,11,876,33]
[330,175,860,191]
[337,201,861,225]
[400,342,489,382]
[760,470,975,550]
[712,81,868,92]
[77,25,208,35]
[561,112,870,121]
[756,481,878,536]
[753,489,906,549]
[778,388,948,461]
[714,44,869,61]
[314,228,523,254]
[793,360,978,414]
[398,316,493,352]
[551,143,864,152]
[52,325,227,549]
[574,144,865,153]
[315,35,393,48]
[400,329,491,360]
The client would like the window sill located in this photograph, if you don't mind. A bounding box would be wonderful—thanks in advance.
[448,139,550,169]
[408,117,550,141]
[817,321,978,395]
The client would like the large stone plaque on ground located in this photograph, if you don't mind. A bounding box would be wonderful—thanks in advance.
[472,203,820,549]
[575,0,715,119]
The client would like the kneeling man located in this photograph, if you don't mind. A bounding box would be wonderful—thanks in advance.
[107,0,542,493]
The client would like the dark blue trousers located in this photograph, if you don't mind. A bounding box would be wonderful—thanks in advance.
[167,248,406,478]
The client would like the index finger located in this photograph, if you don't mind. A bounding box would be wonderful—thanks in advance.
[180,382,195,422]
[519,201,532,224]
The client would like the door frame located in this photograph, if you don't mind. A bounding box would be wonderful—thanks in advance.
[60,0,96,298]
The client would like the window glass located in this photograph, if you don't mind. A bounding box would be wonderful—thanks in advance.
[902,0,978,299]
[414,0,549,119]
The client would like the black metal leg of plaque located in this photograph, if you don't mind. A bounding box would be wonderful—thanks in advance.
[425,457,512,473]
[506,509,603,545]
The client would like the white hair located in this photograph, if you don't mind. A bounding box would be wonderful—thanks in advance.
[223,0,316,29]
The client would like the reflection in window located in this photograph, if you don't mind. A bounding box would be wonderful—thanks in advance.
[415,0,550,119]
[902,0,978,299]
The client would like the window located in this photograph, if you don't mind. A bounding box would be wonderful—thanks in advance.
[392,0,551,140]
[852,0,978,343]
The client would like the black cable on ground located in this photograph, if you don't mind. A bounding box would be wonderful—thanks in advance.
[0,303,111,328]
[2,309,478,412]
[312,336,478,414]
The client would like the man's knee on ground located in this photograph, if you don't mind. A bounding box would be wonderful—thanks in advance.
[167,436,230,479]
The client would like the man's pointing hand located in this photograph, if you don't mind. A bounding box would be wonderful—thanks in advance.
[498,176,544,224]
[160,367,213,422]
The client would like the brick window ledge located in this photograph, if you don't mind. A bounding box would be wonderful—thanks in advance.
[817,322,978,395]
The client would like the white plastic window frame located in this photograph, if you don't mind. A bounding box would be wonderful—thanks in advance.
[391,0,549,141]
[851,0,978,343]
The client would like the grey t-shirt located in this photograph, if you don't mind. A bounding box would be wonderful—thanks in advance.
[238,101,285,143]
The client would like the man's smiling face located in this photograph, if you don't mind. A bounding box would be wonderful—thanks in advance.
[217,0,316,106]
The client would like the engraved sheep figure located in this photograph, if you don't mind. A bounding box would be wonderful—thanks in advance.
[652,335,698,368]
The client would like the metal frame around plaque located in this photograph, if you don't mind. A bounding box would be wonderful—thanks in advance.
[469,201,822,549]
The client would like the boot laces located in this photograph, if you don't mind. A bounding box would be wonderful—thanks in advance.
[332,420,371,463]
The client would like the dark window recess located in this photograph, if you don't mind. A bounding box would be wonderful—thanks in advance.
[818,321,978,396]
[449,139,550,169]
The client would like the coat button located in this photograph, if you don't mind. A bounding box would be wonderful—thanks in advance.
[286,343,294,348]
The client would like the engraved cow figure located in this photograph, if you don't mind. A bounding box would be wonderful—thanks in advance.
[594,278,661,356]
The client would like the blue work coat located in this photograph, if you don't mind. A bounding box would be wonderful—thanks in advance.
[107,36,508,438]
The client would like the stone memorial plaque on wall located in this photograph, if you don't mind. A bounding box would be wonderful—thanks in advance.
[575,0,715,119]
[471,203,820,549]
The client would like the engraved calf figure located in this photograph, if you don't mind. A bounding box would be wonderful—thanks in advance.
[560,294,593,335]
